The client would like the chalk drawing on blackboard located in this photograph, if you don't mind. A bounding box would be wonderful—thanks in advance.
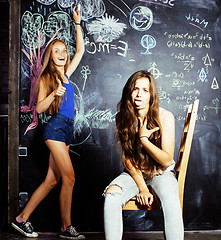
[211,77,219,90]
[59,0,76,8]
[202,53,214,67]
[21,11,46,49]
[197,68,208,82]
[70,72,116,137]
[148,62,162,79]
[20,30,60,135]
[129,6,153,31]
[71,0,105,21]
[107,0,131,18]
[158,88,170,104]
[140,34,156,55]
[43,11,75,42]
[86,14,127,43]
[36,0,56,5]
[80,65,91,91]
[140,0,175,8]
[203,98,220,114]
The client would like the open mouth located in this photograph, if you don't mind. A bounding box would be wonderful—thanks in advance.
[134,99,142,107]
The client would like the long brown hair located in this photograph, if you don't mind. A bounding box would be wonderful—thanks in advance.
[35,39,70,115]
[116,70,164,179]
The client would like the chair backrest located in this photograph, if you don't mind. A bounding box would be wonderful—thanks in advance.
[175,99,199,212]
[123,99,199,212]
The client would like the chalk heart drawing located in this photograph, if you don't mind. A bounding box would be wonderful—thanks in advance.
[21,11,46,49]
[36,0,56,5]
[86,14,127,43]
[141,34,156,54]
[129,6,153,31]
[71,0,105,21]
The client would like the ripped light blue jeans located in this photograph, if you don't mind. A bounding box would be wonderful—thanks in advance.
[103,171,184,240]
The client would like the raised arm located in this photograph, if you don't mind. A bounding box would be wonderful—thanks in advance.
[66,5,85,77]
[139,109,175,168]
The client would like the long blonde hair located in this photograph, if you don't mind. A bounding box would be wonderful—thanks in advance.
[35,39,70,115]
[116,70,164,179]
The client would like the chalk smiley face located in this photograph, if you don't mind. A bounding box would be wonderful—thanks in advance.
[129,6,153,31]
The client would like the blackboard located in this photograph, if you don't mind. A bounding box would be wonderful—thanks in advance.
[19,0,221,232]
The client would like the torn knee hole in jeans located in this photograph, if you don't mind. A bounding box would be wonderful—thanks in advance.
[103,184,122,197]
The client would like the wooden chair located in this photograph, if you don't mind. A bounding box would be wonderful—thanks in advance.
[123,99,200,213]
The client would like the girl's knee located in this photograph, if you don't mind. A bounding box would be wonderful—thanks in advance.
[105,185,122,195]
[62,173,75,187]
[44,176,60,190]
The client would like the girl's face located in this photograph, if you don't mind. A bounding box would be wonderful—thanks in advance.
[131,77,150,111]
[51,42,68,67]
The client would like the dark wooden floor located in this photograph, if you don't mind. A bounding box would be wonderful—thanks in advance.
[0,231,221,240]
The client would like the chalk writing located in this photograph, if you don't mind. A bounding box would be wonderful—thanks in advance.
[183,89,200,95]
[203,98,220,114]
[86,14,127,43]
[165,72,184,79]
[85,37,129,57]
[172,79,195,90]
[171,52,195,61]
[141,34,156,55]
[20,112,51,124]
[171,53,195,72]
[176,95,198,105]
[185,13,208,30]
[140,0,175,8]
[167,40,211,49]
[129,6,153,31]
[164,32,212,41]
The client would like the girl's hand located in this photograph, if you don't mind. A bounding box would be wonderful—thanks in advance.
[138,117,159,139]
[73,4,81,24]
[136,190,154,207]
[54,79,66,97]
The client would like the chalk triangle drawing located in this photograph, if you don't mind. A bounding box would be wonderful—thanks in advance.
[211,77,219,89]
[203,53,212,67]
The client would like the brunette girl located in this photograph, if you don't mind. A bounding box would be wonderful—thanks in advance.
[103,70,184,240]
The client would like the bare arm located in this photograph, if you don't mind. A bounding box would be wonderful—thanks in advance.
[124,157,154,207]
[139,109,175,168]
[36,78,66,114]
[66,5,85,77]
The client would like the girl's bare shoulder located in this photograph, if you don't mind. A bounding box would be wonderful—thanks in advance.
[159,107,174,123]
